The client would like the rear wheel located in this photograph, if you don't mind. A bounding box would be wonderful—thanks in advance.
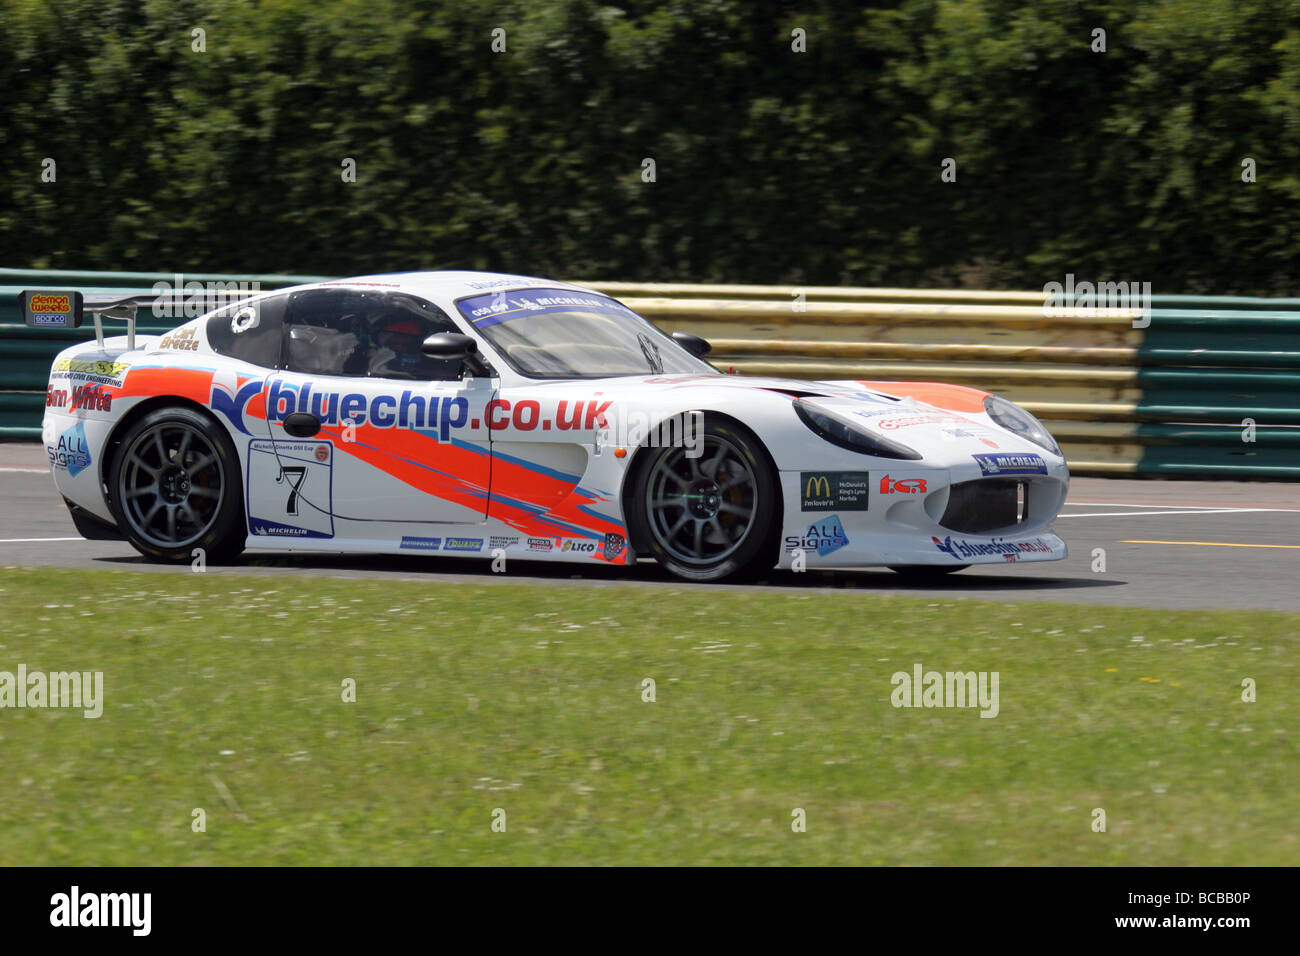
[107,406,245,563]
[628,419,778,582]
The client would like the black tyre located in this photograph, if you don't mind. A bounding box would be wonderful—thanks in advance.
[107,406,245,563]
[888,564,970,576]
[627,418,778,582]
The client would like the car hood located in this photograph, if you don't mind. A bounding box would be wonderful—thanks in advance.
[524,373,1056,465]
[552,373,898,401]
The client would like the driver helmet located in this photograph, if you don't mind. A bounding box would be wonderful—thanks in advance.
[376,317,426,354]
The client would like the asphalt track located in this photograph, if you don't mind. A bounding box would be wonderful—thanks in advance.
[1,443,1296,611]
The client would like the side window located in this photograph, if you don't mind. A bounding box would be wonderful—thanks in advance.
[205,294,288,368]
[283,289,462,380]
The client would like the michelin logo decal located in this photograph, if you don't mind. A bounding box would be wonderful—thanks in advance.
[972,453,1047,476]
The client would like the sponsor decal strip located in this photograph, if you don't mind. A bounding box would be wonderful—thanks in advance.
[932,535,1058,559]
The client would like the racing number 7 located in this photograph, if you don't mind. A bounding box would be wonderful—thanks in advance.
[275,466,308,517]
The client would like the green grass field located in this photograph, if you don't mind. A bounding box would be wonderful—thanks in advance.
[0,567,1294,865]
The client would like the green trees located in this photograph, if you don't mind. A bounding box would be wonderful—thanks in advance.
[2,0,1297,293]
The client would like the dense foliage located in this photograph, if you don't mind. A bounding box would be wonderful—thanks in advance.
[2,0,1298,292]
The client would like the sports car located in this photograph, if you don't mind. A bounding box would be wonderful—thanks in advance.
[23,271,1068,581]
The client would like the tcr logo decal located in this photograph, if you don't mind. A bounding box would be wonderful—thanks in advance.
[879,475,927,494]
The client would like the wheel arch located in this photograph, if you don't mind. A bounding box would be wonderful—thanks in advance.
[100,395,232,505]
[618,409,782,560]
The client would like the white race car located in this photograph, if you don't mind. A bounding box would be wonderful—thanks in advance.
[24,272,1068,581]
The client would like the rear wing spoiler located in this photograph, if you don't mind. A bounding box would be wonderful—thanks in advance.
[19,289,259,351]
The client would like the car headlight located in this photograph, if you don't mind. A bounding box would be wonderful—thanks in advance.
[794,400,922,460]
[984,395,1060,455]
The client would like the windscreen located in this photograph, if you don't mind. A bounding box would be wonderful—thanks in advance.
[456,288,717,379]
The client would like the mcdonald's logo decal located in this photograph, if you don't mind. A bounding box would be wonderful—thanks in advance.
[799,471,870,511]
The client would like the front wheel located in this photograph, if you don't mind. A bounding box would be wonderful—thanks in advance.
[107,406,246,563]
[627,419,778,582]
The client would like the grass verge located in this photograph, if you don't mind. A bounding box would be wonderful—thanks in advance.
[0,567,1294,864]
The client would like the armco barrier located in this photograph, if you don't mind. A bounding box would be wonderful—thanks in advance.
[1,270,1297,477]
[0,269,319,438]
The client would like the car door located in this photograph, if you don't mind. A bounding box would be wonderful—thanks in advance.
[260,288,494,531]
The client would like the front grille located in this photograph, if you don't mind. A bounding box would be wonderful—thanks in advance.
[941,479,1027,534]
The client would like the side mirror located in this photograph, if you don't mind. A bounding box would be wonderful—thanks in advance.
[672,331,711,357]
[422,332,479,360]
